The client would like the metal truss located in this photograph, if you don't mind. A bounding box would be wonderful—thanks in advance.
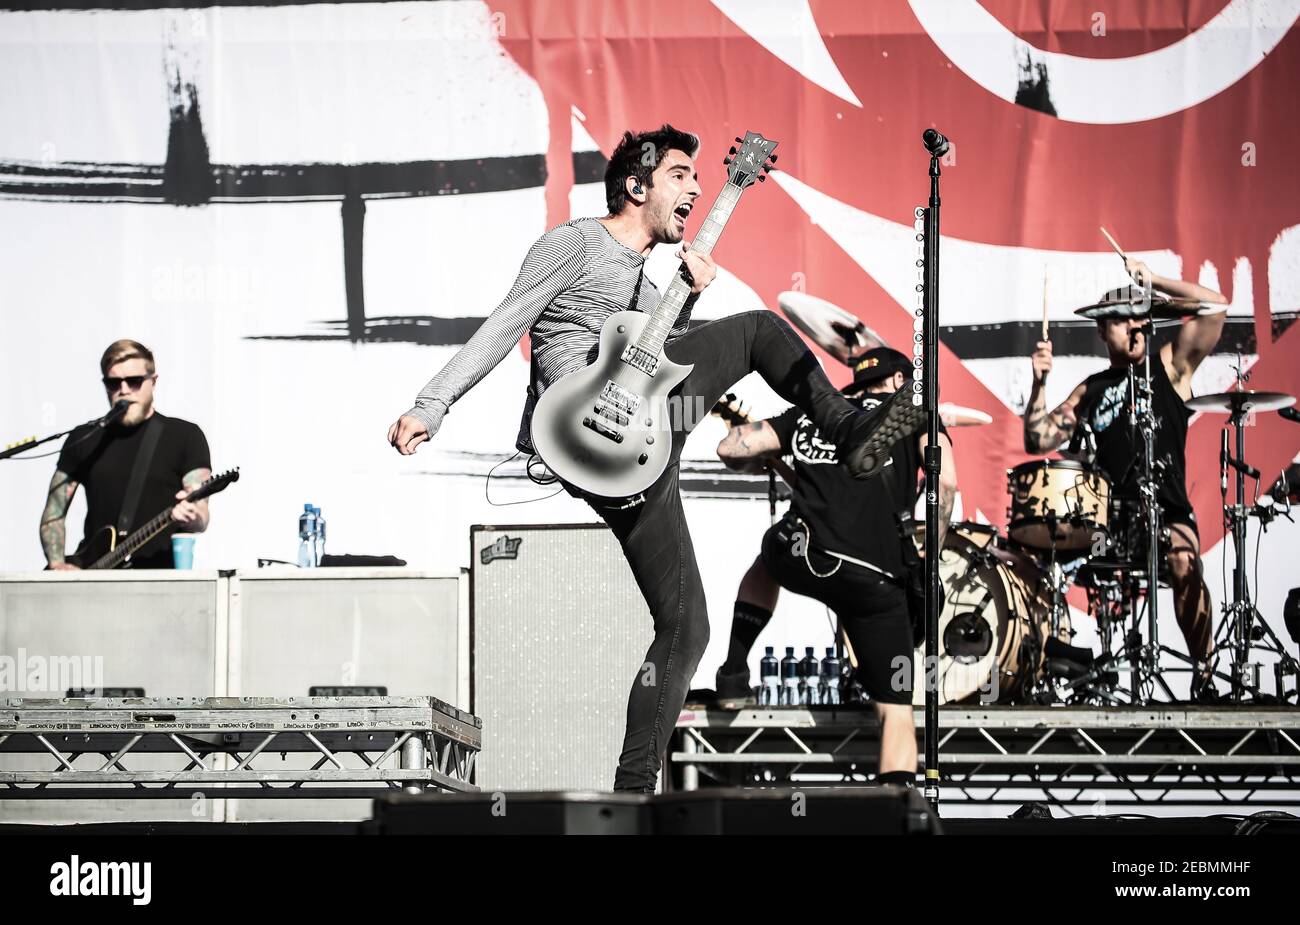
[0,696,481,798]
[669,706,1300,808]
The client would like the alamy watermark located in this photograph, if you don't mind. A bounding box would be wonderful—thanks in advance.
[0,649,104,694]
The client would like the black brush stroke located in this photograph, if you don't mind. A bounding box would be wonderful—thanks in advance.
[248,312,1292,357]
[1014,50,1058,117]
[0,155,549,203]
[939,316,1290,360]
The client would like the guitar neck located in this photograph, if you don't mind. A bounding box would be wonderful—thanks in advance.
[635,182,744,358]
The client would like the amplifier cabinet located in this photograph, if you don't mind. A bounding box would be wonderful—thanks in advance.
[470,524,649,792]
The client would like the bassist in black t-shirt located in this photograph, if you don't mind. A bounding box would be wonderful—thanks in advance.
[1022,260,1227,696]
[40,340,212,570]
[714,347,958,784]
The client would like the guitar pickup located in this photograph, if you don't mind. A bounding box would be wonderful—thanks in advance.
[620,345,659,376]
[583,416,624,443]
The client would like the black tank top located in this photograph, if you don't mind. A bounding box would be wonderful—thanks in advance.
[1068,349,1193,520]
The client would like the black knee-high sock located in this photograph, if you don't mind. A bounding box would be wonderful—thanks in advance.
[722,600,773,674]
[877,770,915,788]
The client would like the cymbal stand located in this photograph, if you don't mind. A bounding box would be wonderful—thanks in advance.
[1208,364,1300,702]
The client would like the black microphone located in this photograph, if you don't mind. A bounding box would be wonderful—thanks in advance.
[1281,406,1300,424]
[922,128,950,157]
[1220,428,1229,493]
[98,399,130,428]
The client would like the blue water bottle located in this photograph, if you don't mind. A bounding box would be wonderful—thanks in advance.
[821,647,842,706]
[312,505,326,566]
[759,647,780,706]
[800,647,821,705]
[297,504,318,568]
[780,647,800,706]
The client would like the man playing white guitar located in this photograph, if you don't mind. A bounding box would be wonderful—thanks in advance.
[388,125,926,792]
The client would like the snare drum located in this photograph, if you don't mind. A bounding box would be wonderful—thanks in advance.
[1007,459,1110,553]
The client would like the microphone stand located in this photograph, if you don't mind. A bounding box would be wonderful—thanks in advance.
[0,403,127,461]
[0,428,77,461]
[918,131,945,811]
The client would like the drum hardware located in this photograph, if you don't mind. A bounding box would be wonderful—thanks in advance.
[1105,335,1199,702]
[1193,366,1300,703]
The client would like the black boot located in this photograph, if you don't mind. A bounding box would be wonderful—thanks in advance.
[839,388,929,480]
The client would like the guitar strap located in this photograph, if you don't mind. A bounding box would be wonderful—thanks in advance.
[116,416,165,538]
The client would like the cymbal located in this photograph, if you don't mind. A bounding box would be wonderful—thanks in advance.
[1074,295,1209,321]
[776,291,888,363]
[938,402,993,427]
[1185,390,1296,413]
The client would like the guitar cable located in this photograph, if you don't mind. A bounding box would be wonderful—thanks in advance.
[483,451,565,507]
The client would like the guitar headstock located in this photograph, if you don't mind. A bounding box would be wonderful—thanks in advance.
[186,467,240,504]
[724,131,779,190]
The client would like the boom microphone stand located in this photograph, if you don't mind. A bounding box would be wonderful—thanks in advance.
[0,401,128,461]
[919,128,947,811]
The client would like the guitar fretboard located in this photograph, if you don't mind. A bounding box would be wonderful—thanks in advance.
[634,182,743,359]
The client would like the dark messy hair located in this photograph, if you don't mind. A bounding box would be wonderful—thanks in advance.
[604,124,700,215]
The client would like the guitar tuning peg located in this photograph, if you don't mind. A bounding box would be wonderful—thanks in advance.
[723,157,731,166]
[729,146,737,155]
[768,154,778,163]
[735,136,743,143]
[757,174,766,182]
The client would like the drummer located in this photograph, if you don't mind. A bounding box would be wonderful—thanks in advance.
[1023,258,1227,697]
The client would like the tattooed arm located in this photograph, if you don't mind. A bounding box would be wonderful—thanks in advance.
[716,421,783,475]
[41,470,80,569]
[1023,339,1086,454]
[171,467,212,533]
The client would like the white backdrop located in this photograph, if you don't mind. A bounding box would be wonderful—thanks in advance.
[2,3,1296,695]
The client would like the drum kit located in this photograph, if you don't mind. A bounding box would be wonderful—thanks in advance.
[915,291,1300,707]
[778,279,1299,706]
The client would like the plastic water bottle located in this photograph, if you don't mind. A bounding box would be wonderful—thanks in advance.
[313,505,326,565]
[297,504,318,568]
[759,647,780,706]
[779,647,800,706]
[800,647,821,705]
[821,647,842,706]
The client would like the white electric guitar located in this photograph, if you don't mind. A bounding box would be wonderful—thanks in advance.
[530,131,779,497]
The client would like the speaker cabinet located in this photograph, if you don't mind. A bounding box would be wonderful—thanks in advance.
[225,567,467,822]
[0,571,221,824]
[470,524,648,792]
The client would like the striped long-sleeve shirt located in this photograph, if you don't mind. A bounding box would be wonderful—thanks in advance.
[404,217,695,441]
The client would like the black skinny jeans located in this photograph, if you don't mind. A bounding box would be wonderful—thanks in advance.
[563,310,863,792]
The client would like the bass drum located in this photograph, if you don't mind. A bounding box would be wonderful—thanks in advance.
[911,524,1065,705]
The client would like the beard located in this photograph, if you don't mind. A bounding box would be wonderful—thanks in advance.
[119,397,153,427]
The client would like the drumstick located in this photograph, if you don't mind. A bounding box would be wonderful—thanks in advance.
[1041,267,1050,341]
[1099,226,1126,260]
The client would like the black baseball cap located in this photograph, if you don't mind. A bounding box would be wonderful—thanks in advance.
[851,346,912,388]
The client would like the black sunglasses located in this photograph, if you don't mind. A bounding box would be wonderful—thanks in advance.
[102,375,154,392]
